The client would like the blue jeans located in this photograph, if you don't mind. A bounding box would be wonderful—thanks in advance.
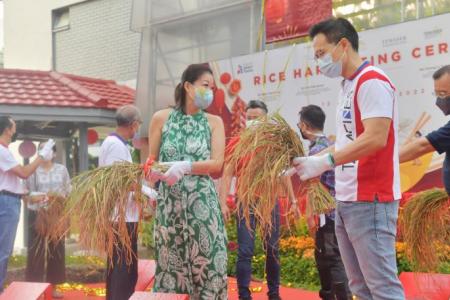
[335,200,405,300]
[236,202,280,299]
[0,194,21,293]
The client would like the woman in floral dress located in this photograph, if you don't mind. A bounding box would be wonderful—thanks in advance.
[147,64,228,299]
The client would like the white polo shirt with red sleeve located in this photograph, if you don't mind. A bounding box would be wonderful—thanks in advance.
[335,62,401,202]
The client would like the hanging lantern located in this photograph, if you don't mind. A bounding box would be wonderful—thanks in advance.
[19,140,37,159]
[265,0,287,24]
[87,129,99,145]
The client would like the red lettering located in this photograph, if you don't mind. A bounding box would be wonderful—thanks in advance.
[279,72,286,81]
[269,73,276,83]
[439,42,448,54]
[316,65,321,75]
[293,68,302,79]
[378,53,388,64]
[392,51,401,62]
[425,45,434,56]
[412,47,421,58]
[254,76,261,85]
[305,67,313,77]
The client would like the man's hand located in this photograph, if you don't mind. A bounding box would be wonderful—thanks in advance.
[293,154,334,181]
[221,203,231,223]
[307,216,317,239]
[38,139,55,161]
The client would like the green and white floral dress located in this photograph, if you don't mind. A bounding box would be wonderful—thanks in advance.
[153,109,228,299]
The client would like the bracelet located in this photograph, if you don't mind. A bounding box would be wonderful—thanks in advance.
[327,153,336,168]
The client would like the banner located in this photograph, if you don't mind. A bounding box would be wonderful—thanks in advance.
[265,0,332,43]
[208,13,450,192]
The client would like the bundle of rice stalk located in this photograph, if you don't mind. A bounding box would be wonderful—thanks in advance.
[401,188,450,271]
[226,112,335,235]
[49,161,168,267]
[35,193,68,239]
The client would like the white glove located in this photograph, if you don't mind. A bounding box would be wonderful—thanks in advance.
[292,153,334,181]
[146,167,166,183]
[162,161,192,186]
[38,139,55,161]
[141,185,158,200]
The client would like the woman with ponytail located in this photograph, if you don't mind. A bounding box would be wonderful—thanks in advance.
[146,64,228,299]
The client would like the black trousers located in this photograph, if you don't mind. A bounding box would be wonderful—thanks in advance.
[315,217,352,300]
[106,222,138,300]
[25,209,66,284]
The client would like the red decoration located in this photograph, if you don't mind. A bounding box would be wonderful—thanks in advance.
[87,129,99,145]
[213,88,226,113]
[220,72,232,85]
[230,97,247,136]
[265,0,287,24]
[265,0,332,43]
[229,79,242,96]
[227,241,239,251]
[18,140,36,159]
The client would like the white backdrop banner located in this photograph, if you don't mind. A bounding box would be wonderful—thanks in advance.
[209,13,450,191]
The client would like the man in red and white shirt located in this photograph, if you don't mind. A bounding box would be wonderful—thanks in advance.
[292,18,405,299]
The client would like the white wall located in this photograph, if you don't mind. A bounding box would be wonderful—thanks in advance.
[3,0,87,70]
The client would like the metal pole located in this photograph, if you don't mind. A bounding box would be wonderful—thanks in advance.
[78,123,89,172]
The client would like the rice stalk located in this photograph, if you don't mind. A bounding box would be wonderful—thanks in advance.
[401,188,450,271]
[227,112,335,236]
[48,161,166,267]
[35,193,68,239]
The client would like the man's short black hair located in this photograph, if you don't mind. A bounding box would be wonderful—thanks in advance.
[433,65,450,80]
[246,100,268,113]
[309,17,359,52]
[299,105,326,131]
[0,116,13,136]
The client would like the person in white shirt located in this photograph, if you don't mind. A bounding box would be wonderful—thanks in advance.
[0,116,54,293]
[99,105,142,300]
[291,18,404,299]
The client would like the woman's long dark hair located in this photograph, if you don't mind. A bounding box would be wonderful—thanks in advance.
[174,63,213,112]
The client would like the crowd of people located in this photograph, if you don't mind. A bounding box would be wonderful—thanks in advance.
[0,16,449,300]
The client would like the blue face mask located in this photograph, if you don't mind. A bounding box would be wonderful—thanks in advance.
[317,43,345,78]
[194,87,214,110]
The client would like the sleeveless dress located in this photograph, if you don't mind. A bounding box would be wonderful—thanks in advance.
[153,109,228,299]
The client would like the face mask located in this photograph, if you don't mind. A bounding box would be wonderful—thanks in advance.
[11,132,18,143]
[436,96,450,115]
[194,87,214,110]
[317,43,345,78]
[245,119,261,128]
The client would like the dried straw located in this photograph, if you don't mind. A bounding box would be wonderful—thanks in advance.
[35,193,68,239]
[401,188,450,271]
[226,113,335,235]
[49,161,167,266]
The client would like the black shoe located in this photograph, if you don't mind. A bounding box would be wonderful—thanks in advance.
[268,295,282,300]
[239,298,252,300]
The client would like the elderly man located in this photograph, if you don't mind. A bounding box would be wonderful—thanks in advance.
[99,105,157,300]
[0,116,54,293]
[400,65,450,192]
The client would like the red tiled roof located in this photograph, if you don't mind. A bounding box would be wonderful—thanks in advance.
[0,69,135,110]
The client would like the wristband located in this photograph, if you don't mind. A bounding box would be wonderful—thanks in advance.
[327,153,336,168]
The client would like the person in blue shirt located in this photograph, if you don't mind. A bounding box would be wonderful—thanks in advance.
[400,65,450,193]
[298,105,351,300]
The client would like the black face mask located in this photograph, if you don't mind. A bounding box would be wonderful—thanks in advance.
[11,132,18,143]
[299,129,308,140]
[436,96,450,115]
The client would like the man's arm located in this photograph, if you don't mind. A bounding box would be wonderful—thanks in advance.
[333,117,391,166]
[399,137,435,163]
[9,157,43,180]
